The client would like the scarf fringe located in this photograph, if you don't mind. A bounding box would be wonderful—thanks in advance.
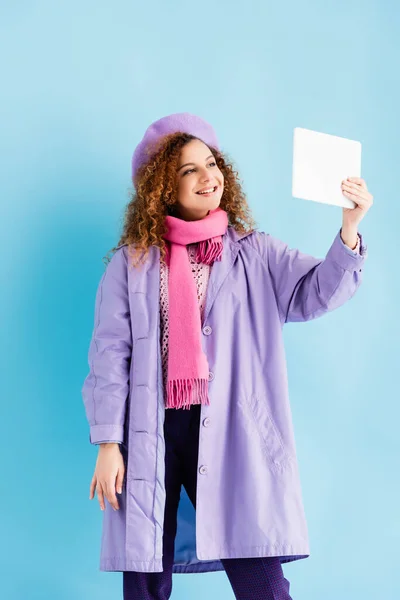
[165,237,223,267]
[166,377,210,410]
[197,238,223,264]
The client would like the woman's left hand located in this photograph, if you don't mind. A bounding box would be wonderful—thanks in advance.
[341,177,374,228]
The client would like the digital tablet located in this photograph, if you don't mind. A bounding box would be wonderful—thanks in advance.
[292,127,362,209]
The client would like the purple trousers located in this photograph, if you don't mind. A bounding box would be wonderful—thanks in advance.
[123,403,293,600]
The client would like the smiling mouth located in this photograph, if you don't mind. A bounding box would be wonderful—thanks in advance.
[196,186,218,195]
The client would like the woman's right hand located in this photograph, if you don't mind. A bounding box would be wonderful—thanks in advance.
[89,443,125,511]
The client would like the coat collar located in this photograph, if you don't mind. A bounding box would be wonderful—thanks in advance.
[122,225,255,326]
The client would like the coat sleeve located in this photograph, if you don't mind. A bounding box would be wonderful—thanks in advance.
[81,246,132,445]
[253,227,368,324]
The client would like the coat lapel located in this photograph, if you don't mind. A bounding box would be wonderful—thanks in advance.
[202,226,253,325]
[131,225,254,327]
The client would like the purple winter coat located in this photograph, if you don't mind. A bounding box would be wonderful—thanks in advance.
[81,225,368,573]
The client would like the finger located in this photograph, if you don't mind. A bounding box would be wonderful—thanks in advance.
[342,184,369,199]
[116,467,125,495]
[348,177,367,189]
[343,189,371,202]
[343,191,369,206]
[104,479,119,511]
[97,483,105,511]
[342,181,363,192]
[89,474,97,499]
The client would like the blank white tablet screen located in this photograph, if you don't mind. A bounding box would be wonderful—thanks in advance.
[292,127,362,209]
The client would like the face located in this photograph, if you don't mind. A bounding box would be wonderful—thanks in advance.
[174,139,224,221]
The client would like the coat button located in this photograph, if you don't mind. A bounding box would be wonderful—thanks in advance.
[203,417,211,427]
[202,325,212,335]
[208,371,214,381]
[199,465,208,475]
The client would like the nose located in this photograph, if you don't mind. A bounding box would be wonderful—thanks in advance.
[199,168,212,183]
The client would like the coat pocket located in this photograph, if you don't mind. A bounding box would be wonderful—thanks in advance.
[246,393,293,472]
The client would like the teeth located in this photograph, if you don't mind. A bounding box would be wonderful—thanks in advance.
[198,186,216,194]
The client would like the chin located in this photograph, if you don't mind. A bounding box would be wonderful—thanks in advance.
[211,198,222,210]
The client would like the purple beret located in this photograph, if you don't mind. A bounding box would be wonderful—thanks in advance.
[131,112,220,186]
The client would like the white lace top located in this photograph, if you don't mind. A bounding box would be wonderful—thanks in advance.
[160,243,211,405]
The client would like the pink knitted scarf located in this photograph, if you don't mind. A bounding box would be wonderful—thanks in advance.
[162,207,229,409]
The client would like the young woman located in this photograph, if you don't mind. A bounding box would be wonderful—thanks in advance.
[82,112,372,600]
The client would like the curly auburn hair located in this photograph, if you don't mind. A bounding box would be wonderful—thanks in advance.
[103,131,258,269]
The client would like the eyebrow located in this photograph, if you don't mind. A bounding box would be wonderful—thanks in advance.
[177,154,214,172]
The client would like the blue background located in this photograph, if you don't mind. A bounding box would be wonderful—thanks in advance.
[1,1,398,598]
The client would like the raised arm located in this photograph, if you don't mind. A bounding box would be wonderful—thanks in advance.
[252,228,368,324]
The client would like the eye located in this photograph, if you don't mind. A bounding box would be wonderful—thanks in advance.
[183,161,217,176]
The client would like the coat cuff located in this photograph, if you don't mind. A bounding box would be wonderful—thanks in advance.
[327,228,368,273]
[89,424,124,445]
[350,234,361,254]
